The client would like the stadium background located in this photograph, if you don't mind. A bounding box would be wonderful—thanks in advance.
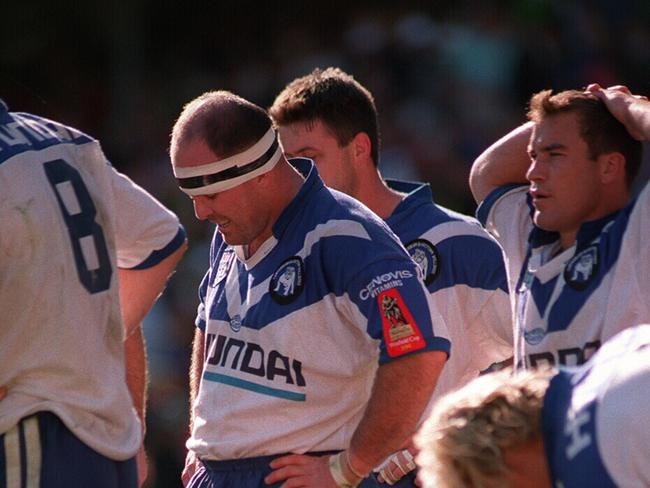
[2,1,649,486]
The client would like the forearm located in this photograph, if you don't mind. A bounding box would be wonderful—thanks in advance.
[189,328,205,432]
[628,98,650,140]
[469,122,534,203]
[347,350,447,475]
[124,324,147,428]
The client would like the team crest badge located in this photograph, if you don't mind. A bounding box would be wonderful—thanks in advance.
[378,288,425,357]
[406,239,439,285]
[229,314,242,332]
[564,245,599,291]
[269,256,304,304]
[212,249,235,287]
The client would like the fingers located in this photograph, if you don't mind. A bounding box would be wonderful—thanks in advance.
[269,453,313,469]
[585,83,634,97]
[607,85,632,94]
[181,451,200,487]
[266,454,323,485]
[378,449,417,485]
[136,447,148,487]
[266,464,305,484]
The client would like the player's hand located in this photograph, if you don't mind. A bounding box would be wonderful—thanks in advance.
[586,83,649,140]
[377,447,418,485]
[136,445,148,487]
[265,453,338,488]
[181,450,201,487]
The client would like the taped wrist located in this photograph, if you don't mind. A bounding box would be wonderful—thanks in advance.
[329,451,363,488]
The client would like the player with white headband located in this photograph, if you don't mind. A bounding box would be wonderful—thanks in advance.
[170,90,451,488]
[174,126,282,195]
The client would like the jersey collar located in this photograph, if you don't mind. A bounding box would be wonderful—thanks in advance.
[384,179,431,225]
[272,158,323,239]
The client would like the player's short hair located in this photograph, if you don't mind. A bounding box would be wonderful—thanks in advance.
[269,67,381,166]
[171,90,271,160]
[415,368,554,488]
[527,89,643,188]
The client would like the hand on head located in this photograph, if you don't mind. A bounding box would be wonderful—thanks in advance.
[585,83,649,140]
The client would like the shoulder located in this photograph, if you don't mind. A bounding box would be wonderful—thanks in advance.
[476,183,529,227]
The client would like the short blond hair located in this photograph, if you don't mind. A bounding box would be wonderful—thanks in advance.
[415,368,554,488]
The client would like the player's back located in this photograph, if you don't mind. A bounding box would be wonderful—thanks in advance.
[543,324,650,487]
[0,103,140,459]
[385,180,512,401]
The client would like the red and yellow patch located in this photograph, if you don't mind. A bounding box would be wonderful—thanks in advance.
[378,288,425,357]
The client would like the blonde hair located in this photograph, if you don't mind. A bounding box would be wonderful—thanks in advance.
[415,368,554,488]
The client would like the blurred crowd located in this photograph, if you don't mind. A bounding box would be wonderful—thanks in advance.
[2,1,649,485]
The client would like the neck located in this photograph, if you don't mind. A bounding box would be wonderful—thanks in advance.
[504,436,552,488]
[559,189,629,249]
[248,161,304,256]
[559,230,578,250]
[355,169,404,219]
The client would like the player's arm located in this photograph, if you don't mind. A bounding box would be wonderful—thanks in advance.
[469,122,534,203]
[587,84,650,141]
[265,352,446,488]
[120,241,186,487]
[181,328,205,487]
[120,242,186,419]
[119,241,187,340]
[347,350,446,475]
[267,253,449,487]
[188,328,205,434]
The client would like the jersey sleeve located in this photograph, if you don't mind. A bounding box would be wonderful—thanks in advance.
[109,163,185,269]
[344,257,451,365]
[597,342,650,486]
[630,182,650,292]
[476,184,532,293]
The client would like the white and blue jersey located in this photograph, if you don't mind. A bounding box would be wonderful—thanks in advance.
[0,100,186,462]
[477,182,650,369]
[542,324,650,487]
[386,180,512,404]
[188,159,450,461]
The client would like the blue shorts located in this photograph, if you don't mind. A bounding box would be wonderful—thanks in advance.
[0,412,137,488]
[188,453,417,488]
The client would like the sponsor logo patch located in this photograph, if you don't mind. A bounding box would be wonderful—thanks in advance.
[359,269,414,300]
[269,256,304,304]
[406,239,440,285]
[378,288,426,357]
[564,245,598,291]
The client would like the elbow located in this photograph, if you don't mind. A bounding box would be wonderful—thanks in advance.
[469,156,490,204]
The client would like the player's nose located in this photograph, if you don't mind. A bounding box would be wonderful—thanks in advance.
[193,196,214,221]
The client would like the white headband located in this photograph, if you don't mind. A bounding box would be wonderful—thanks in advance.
[174,127,282,195]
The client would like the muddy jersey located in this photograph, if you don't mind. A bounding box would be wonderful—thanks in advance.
[543,324,650,487]
[386,180,511,404]
[477,182,650,369]
[188,160,450,460]
[0,101,186,459]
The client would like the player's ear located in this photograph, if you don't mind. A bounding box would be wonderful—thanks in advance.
[598,151,625,185]
[351,132,372,161]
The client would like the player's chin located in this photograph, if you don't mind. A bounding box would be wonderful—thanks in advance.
[219,232,243,246]
[532,213,559,233]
